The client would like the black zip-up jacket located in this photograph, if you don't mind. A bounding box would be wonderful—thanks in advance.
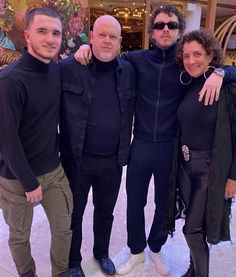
[59,55,135,168]
[123,44,186,142]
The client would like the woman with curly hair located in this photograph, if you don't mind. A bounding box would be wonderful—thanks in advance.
[168,29,236,277]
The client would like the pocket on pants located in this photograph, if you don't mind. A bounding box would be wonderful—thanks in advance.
[41,166,73,217]
[41,172,73,232]
[0,193,32,232]
[58,174,73,216]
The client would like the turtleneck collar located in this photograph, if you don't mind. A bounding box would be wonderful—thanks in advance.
[188,73,206,89]
[21,48,52,72]
[193,74,206,81]
[92,54,118,72]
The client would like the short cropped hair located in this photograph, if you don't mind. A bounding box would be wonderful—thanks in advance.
[25,7,61,30]
[176,29,224,68]
[149,5,186,35]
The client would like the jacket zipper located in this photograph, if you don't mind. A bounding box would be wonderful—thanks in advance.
[153,50,165,141]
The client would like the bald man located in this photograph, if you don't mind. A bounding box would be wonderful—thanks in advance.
[59,15,135,277]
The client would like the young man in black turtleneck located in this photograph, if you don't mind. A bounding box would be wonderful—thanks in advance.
[59,15,135,277]
[0,8,73,277]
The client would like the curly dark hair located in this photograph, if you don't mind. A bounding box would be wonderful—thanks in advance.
[176,29,224,69]
[148,5,186,35]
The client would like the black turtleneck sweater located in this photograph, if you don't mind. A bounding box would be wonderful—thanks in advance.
[0,50,60,192]
[177,75,218,150]
[83,56,121,156]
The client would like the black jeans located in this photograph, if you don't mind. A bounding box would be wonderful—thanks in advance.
[66,153,122,267]
[126,138,174,254]
[180,151,211,277]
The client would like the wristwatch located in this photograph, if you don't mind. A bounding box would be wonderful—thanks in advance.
[213,68,225,78]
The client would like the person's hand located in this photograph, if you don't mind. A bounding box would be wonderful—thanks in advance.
[224,178,236,199]
[198,73,223,106]
[25,185,42,203]
[74,44,92,65]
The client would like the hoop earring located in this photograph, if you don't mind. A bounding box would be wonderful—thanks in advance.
[180,70,192,85]
[203,66,216,79]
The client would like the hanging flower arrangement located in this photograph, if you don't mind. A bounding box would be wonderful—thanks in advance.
[52,0,88,44]
[0,0,6,16]
[69,13,84,38]
[0,0,88,34]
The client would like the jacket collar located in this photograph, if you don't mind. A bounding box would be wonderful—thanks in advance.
[149,43,177,62]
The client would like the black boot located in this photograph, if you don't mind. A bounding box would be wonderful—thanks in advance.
[181,255,195,277]
[184,232,209,277]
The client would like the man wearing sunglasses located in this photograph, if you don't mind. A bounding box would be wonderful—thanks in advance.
[116,7,187,276]
[74,5,236,276]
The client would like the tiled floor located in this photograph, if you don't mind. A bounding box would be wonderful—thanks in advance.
[0,170,235,277]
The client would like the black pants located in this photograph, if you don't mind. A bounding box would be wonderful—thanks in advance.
[180,152,211,277]
[64,153,122,267]
[126,138,174,254]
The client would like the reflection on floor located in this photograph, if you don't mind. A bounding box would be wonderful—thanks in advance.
[0,172,235,277]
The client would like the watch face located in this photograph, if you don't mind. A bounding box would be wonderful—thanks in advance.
[214,68,225,77]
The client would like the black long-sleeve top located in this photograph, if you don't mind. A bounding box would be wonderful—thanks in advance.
[0,50,60,192]
[177,75,218,150]
[177,74,236,180]
[83,55,121,155]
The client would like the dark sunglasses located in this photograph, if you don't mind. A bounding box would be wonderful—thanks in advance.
[152,21,179,30]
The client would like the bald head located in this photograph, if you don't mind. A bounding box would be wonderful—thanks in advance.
[90,15,122,62]
[93,15,121,36]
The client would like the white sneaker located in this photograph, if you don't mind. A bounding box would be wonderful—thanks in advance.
[149,251,170,276]
[116,252,145,275]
